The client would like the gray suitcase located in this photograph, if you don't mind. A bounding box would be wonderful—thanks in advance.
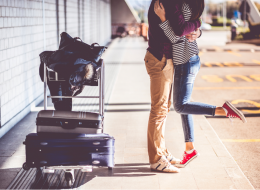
[36,110,103,134]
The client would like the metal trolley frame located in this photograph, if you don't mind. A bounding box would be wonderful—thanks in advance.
[43,59,105,120]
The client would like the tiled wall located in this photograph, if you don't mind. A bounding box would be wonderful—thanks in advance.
[0,0,111,137]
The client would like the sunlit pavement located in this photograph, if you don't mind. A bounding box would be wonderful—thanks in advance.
[196,30,260,189]
[0,35,257,189]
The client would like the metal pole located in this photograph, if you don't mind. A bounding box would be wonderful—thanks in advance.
[43,0,47,110]
[243,0,247,32]
[223,1,226,29]
[99,65,102,116]
[102,61,105,117]
[203,3,207,22]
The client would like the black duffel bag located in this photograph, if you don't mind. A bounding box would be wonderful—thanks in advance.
[59,32,107,63]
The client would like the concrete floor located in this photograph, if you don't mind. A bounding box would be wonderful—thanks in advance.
[194,36,260,189]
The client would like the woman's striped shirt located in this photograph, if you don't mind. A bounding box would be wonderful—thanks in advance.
[159,3,200,65]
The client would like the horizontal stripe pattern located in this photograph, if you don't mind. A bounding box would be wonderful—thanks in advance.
[159,3,199,65]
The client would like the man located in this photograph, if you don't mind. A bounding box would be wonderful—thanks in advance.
[144,0,202,173]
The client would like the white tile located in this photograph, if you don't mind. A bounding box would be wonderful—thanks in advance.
[1,7,6,16]
[0,18,3,28]
[0,73,3,85]
[3,17,8,28]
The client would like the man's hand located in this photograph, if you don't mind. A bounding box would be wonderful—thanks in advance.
[185,28,201,42]
[154,0,166,23]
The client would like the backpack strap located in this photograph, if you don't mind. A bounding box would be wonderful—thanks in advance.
[74,37,82,42]
[91,43,100,48]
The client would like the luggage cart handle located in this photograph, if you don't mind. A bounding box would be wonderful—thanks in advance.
[47,96,100,98]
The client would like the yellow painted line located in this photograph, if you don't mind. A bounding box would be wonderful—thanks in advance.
[226,75,253,82]
[194,86,260,90]
[232,99,260,114]
[213,46,222,51]
[201,75,223,82]
[250,75,260,81]
[204,62,224,67]
[223,62,243,67]
[227,50,241,57]
[252,60,260,65]
[222,139,260,142]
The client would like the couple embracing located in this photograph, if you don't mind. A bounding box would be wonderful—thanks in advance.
[145,0,246,173]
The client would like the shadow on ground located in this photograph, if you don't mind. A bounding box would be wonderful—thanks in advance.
[7,163,154,189]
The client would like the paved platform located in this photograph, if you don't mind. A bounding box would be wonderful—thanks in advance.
[0,37,255,189]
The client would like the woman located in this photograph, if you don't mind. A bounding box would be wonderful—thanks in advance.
[154,0,246,169]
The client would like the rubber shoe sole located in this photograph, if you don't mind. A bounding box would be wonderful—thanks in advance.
[226,101,247,123]
[175,153,200,168]
[151,168,180,173]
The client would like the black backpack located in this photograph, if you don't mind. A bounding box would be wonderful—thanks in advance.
[59,32,107,63]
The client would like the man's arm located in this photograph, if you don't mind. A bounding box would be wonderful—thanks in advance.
[149,0,172,44]
[154,1,180,43]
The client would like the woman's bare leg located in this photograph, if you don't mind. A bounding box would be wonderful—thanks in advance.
[215,107,226,116]
[185,142,195,152]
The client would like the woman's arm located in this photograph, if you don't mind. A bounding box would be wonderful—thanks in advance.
[159,20,181,44]
[154,1,201,37]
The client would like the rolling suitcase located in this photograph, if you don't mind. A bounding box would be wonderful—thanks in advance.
[22,133,115,187]
[23,133,115,169]
[36,110,103,134]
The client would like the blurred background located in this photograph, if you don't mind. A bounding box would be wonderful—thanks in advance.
[126,0,260,41]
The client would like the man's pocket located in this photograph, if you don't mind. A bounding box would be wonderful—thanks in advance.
[144,51,166,74]
[162,59,174,82]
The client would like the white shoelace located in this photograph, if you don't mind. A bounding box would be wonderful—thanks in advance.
[159,159,171,168]
[228,116,234,125]
[177,153,186,165]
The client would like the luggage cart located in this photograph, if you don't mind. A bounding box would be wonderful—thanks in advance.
[22,59,109,188]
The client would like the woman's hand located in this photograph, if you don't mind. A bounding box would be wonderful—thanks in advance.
[154,0,166,23]
[185,28,201,42]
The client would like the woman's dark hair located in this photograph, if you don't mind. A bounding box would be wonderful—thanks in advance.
[184,0,205,20]
[158,0,204,21]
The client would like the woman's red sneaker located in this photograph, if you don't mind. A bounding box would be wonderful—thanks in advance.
[223,101,247,123]
[175,150,200,168]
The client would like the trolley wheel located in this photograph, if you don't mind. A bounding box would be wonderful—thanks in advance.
[108,167,113,170]
[65,171,74,188]
[23,162,30,171]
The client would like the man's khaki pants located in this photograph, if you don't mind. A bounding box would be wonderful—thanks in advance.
[144,51,174,164]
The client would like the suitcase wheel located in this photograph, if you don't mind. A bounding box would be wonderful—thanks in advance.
[81,166,92,172]
[23,162,30,171]
[65,170,75,188]
[43,168,55,174]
